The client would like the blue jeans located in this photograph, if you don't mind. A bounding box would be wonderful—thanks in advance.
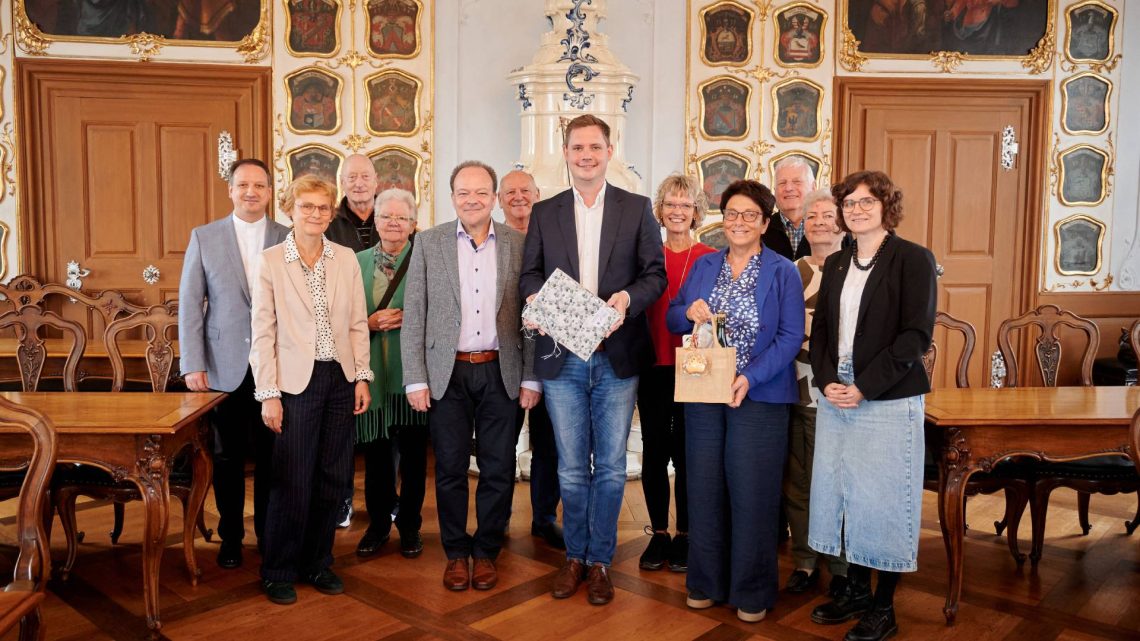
[544,352,638,566]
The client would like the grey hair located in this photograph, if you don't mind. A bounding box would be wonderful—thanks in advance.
[801,188,836,213]
[374,188,418,222]
[773,156,816,183]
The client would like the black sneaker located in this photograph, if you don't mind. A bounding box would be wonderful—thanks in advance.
[844,606,898,641]
[667,533,688,572]
[811,575,873,625]
[400,530,424,558]
[638,528,671,571]
[304,568,344,595]
[262,580,297,605]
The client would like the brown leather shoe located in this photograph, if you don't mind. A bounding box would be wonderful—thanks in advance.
[586,564,614,605]
[443,558,470,591]
[551,559,586,598]
[472,558,498,590]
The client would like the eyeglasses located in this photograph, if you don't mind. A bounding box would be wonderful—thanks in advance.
[378,214,414,223]
[840,197,880,212]
[296,202,332,216]
[662,202,695,211]
[722,209,762,222]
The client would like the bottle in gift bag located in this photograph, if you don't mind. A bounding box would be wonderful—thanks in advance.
[715,312,728,347]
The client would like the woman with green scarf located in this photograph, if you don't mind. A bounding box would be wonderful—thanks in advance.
[354,188,428,559]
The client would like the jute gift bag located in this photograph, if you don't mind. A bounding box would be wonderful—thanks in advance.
[674,314,736,404]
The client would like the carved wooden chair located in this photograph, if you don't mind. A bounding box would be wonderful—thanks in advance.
[0,305,87,392]
[922,311,1032,563]
[53,303,212,579]
[0,397,58,641]
[998,305,1139,565]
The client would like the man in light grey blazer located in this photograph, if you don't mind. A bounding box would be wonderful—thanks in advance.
[402,160,539,592]
[179,158,290,570]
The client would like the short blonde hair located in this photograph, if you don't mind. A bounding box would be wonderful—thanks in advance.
[280,175,337,213]
[652,174,708,230]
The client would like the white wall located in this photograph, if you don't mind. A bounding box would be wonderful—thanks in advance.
[1111,3,1139,289]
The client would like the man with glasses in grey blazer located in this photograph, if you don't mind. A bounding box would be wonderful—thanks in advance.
[179,158,290,570]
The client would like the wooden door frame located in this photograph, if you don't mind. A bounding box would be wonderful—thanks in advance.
[833,77,1051,320]
[15,59,272,277]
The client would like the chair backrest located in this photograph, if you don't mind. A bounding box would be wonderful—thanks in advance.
[1130,319,1139,366]
[0,396,58,590]
[0,306,87,392]
[0,274,143,324]
[924,311,977,388]
[1131,407,1140,475]
[996,304,1099,387]
[104,302,179,392]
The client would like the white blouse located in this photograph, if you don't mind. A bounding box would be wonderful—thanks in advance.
[837,258,873,360]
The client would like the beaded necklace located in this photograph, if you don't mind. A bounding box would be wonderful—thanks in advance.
[852,233,891,271]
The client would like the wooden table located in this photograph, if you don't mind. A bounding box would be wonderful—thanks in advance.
[0,338,182,388]
[0,391,224,637]
[925,386,1140,624]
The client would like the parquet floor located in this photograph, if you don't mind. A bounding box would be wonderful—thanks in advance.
[2,455,1139,641]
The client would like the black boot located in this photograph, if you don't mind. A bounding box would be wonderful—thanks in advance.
[811,570,872,625]
[844,605,898,641]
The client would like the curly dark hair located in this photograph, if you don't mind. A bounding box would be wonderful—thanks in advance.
[831,170,903,232]
[719,180,776,222]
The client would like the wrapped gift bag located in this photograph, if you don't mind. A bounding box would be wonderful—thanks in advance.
[674,313,736,404]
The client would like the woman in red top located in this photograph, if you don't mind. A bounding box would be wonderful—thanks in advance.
[637,174,717,572]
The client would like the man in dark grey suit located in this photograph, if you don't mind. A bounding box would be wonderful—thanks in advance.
[179,158,290,569]
[402,160,539,592]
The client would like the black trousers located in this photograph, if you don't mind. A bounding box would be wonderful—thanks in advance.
[636,365,688,532]
[514,397,560,526]
[211,368,274,545]
[363,424,428,536]
[260,362,355,582]
[429,360,516,560]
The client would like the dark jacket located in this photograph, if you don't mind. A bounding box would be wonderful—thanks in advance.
[325,196,373,252]
[809,234,936,401]
[519,184,667,380]
[763,214,810,262]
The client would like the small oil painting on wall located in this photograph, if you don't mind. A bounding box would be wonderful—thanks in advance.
[768,151,821,183]
[22,0,263,42]
[366,70,421,136]
[1064,1,1116,64]
[772,79,822,142]
[698,151,751,211]
[287,144,342,187]
[699,77,750,141]
[286,68,342,134]
[844,0,1050,57]
[370,146,422,203]
[367,0,421,57]
[700,1,753,66]
[1058,145,1108,207]
[774,3,825,67]
[286,0,340,56]
[1053,214,1104,276]
[1060,73,1110,136]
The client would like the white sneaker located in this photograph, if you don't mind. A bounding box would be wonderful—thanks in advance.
[737,608,767,623]
[336,499,354,528]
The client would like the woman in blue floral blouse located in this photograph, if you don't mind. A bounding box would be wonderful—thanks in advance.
[666,179,804,623]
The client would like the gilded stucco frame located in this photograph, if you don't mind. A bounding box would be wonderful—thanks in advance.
[696,149,752,212]
[698,0,755,67]
[697,75,752,142]
[1053,213,1104,276]
[363,68,422,137]
[1057,143,1109,207]
[772,2,827,69]
[285,142,344,185]
[283,66,344,135]
[771,77,824,143]
[1059,71,1112,136]
[368,144,424,205]
[283,0,343,58]
[1063,0,1117,65]
[366,0,425,60]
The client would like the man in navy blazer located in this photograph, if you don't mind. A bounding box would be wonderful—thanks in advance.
[179,159,290,569]
[520,115,666,605]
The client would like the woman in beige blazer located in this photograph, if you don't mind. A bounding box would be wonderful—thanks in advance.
[250,175,372,606]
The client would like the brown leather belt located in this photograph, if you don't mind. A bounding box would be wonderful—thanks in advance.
[455,350,498,364]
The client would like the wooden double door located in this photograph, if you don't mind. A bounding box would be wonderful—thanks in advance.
[835,78,1049,388]
[18,60,271,334]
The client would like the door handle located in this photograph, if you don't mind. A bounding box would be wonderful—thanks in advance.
[65,260,91,291]
[143,265,160,285]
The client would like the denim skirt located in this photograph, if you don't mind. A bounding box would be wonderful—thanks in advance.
[807,392,925,572]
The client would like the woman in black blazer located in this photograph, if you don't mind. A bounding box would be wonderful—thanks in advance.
[806,170,936,641]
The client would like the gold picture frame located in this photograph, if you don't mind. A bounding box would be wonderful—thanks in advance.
[1064,0,1117,65]
[14,0,270,58]
[1053,213,1104,276]
[368,145,423,205]
[771,77,823,143]
[283,67,344,135]
[366,0,424,59]
[772,2,826,69]
[364,69,422,137]
[1060,72,1111,136]
[285,143,343,188]
[283,0,342,58]
[697,75,751,141]
[696,149,752,211]
[768,150,822,182]
[695,220,727,250]
[1057,143,1109,207]
[698,0,754,67]
[0,220,8,280]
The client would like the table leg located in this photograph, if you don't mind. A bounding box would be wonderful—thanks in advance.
[940,430,977,626]
[184,423,212,586]
[135,437,171,638]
